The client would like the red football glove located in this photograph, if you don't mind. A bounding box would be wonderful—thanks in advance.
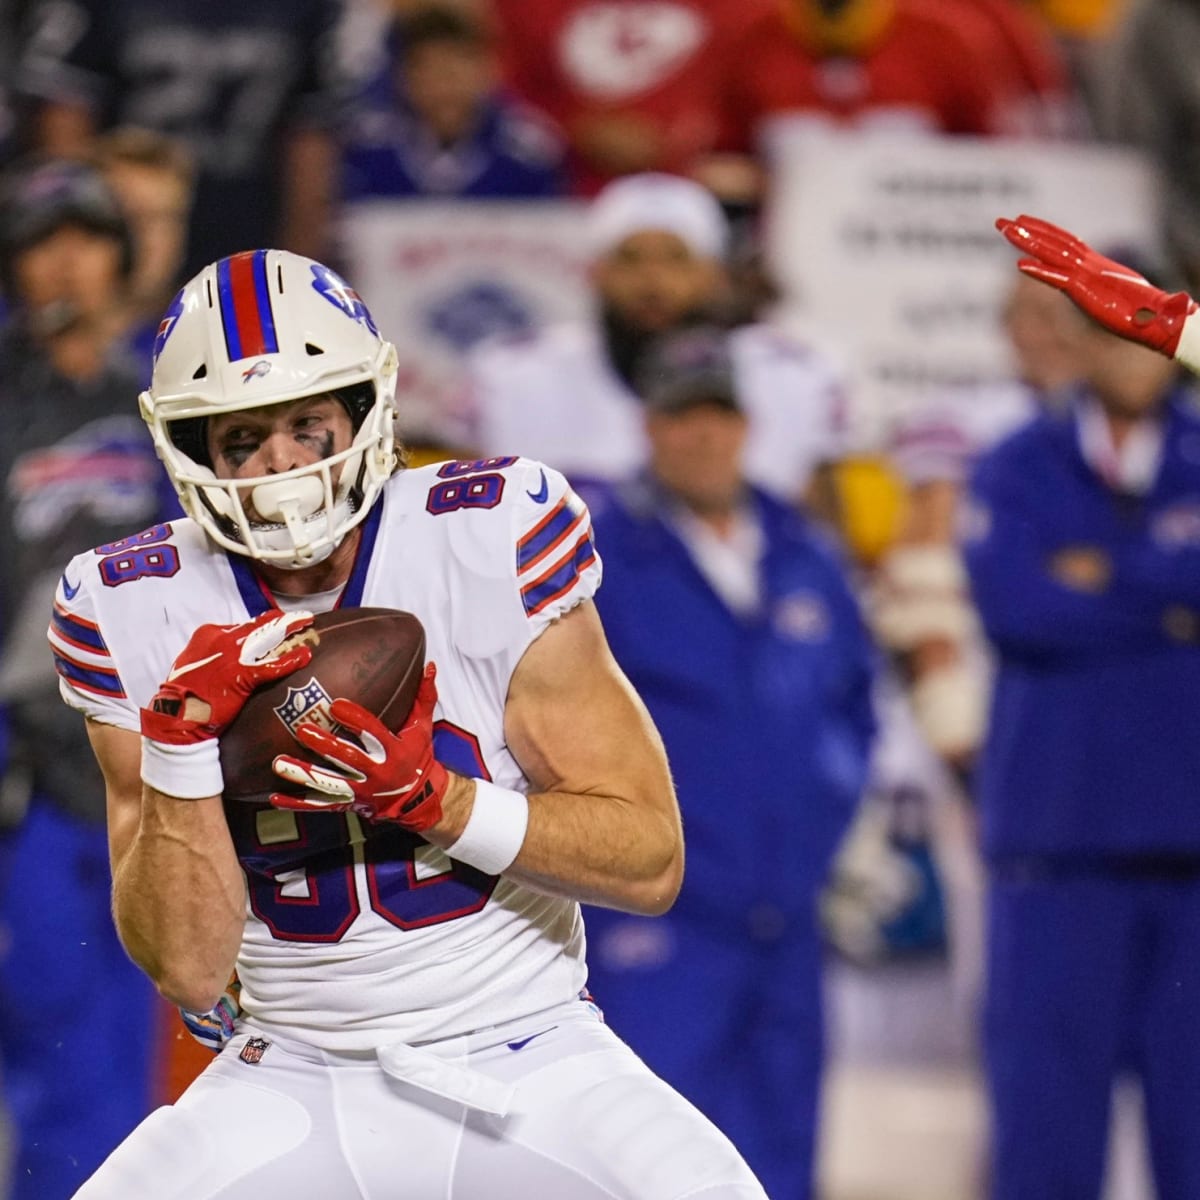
[141,609,315,745]
[996,214,1199,360]
[269,663,448,832]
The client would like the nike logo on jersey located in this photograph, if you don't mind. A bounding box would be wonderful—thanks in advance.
[526,470,549,504]
[166,652,223,681]
[61,574,81,601]
[506,1026,557,1051]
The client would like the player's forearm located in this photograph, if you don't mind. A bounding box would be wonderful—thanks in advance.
[113,790,246,1012]
[427,773,684,915]
[518,788,684,914]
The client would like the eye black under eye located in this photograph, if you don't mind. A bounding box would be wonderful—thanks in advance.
[221,439,258,461]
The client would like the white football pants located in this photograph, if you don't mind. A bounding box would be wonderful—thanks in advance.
[74,998,767,1199]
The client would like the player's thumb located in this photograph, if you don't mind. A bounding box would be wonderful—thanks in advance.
[258,643,314,679]
[415,662,439,712]
[1017,259,1069,288]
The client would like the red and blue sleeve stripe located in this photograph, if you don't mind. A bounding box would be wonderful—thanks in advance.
[520,530,597,617]
[50,605,110,654]
[48,605,125,698]
[517,498,585,574]
[52,654,126,699]
[216,250,279,362]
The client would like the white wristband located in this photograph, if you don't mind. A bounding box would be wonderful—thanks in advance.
[141,737,224,800]
[445,779,529,876]
[1175,309,1200,376]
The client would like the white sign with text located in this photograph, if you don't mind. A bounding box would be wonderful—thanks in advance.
[764,133,1162,446]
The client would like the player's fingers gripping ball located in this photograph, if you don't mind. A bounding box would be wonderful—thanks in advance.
[271,663,448,831]
[142,609,316,744]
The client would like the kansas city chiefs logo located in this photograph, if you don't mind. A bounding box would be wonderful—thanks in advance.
[559,3,707,101]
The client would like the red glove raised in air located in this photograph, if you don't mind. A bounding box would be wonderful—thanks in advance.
[140,609,315,799]
[996,214,1200,371]
[270,663,448,832]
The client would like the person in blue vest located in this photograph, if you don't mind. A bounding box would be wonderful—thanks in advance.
[583,325,877,1200]
[341,4,567,201]
[963,242,1200,1200]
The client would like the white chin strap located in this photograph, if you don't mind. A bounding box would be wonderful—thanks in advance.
[249,476,345,569]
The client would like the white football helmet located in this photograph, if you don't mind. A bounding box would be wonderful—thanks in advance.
[140,248,399,569]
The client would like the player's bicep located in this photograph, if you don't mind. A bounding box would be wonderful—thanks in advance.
[85,718,144,876]
[504,601,675,815]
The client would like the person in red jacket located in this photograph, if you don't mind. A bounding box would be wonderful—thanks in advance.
[757,0,1047,136]
[490,0,789,194]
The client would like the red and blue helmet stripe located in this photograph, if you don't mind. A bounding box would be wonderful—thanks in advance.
[216,250,280,362]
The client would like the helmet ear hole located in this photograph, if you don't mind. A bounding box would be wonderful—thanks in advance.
[305,342,324,356]
[332,380,376,433]
[168,416,211,468]
[192,363,207,380]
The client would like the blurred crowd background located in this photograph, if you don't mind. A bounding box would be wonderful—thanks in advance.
[0,0,1198,1197]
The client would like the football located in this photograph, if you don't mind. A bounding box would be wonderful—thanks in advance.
[220,607,426,805]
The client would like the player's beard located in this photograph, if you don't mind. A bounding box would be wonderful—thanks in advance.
[600,305,710,394]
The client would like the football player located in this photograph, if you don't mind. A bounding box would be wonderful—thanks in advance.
[53,249,767,1198]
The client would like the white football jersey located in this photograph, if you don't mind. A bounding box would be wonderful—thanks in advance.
[50,458,600,1050]
[468,321,849,501]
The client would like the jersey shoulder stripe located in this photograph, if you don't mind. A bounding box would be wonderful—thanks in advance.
[51,653,126,699]
[521,528,598,616]
[512,468,597,617]
[50,602,110,654]
[517,496,585,574]
[48,601,126,697]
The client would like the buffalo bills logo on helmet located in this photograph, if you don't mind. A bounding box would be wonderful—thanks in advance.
[310,263,379,336]
[241,359,273,383]
[153,289,185,362]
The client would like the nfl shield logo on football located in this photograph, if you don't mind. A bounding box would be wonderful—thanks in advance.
[239,1036,270,1065]
[274,676,343,739]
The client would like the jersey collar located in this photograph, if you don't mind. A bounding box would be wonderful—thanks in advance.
[226,495,385,618]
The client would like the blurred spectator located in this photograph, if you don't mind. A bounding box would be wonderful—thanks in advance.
[90,126,195,376]
[963,306,1200,1199]
[874,272,1088,770]
[490,0,792,196]
[757,0,1064,139]
[958,0,1084,135]
[15,0,351,274]
[1033,0,1129,36]
[342,4,567,200]
[1093,0,1200,289]
[0,156,170,1199]
[584,325,876,1200]
[469,172,850,512]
